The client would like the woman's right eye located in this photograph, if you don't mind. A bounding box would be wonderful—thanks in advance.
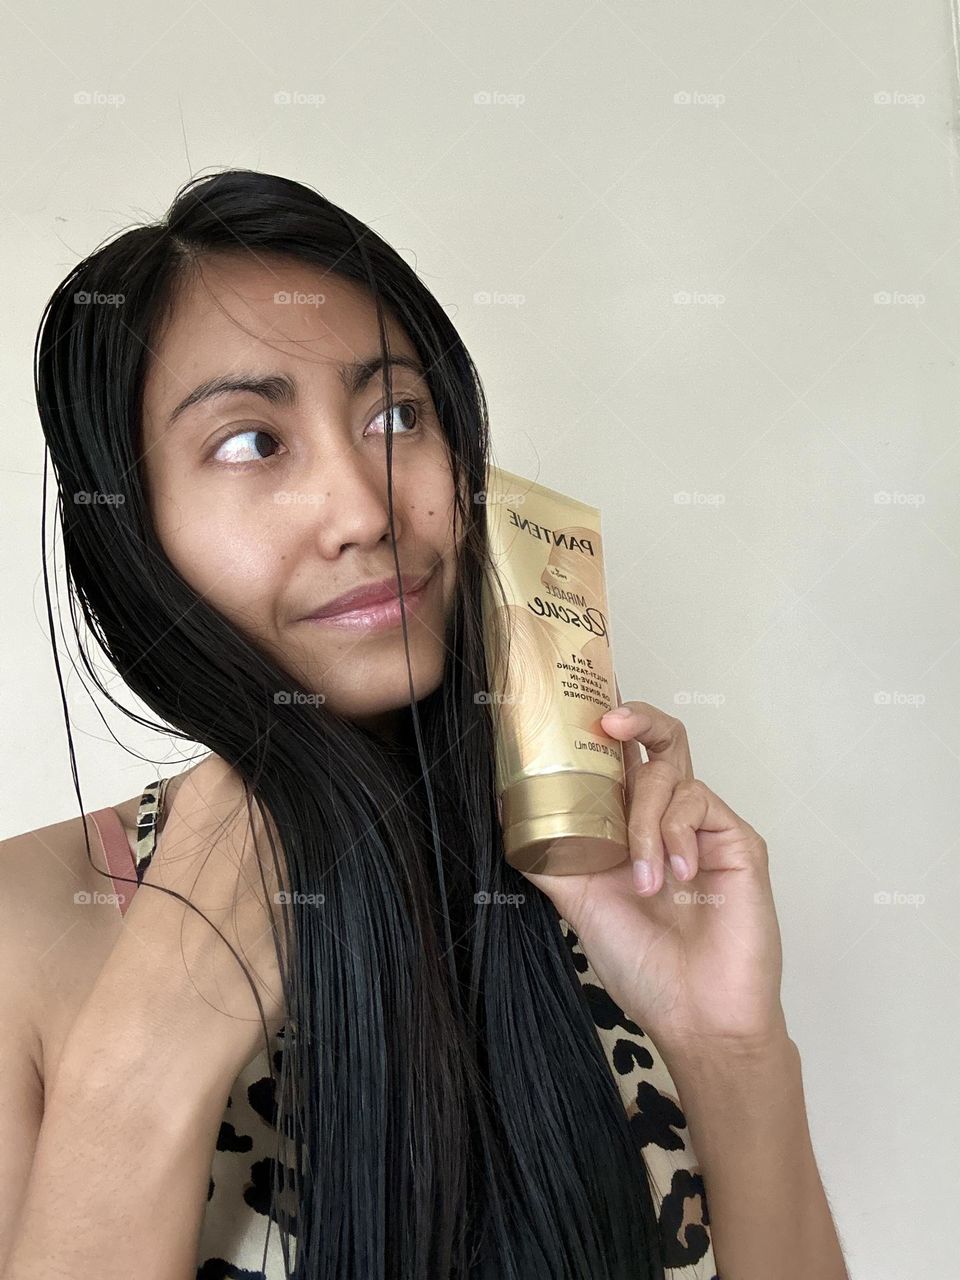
[211,428,283,466]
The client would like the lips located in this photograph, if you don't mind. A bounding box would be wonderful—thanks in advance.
[301,566,436,621]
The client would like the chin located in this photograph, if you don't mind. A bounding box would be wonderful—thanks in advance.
[317,658,446,721]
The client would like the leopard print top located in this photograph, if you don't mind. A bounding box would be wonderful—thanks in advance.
[89,781,718,1280]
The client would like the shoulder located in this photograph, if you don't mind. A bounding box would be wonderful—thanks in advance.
[0,805,139,925]
[0,801,142,1082]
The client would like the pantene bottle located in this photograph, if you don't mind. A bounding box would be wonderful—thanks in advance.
[479,463,629,876]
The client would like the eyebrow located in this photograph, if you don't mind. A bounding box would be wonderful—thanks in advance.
[165,354,427,427]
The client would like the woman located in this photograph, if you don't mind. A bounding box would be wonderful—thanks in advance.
[0,169,846,1279]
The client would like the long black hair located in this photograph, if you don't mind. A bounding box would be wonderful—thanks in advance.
[33,168,666,1279]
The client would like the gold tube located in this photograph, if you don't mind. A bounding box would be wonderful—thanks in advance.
[479,463,629,876]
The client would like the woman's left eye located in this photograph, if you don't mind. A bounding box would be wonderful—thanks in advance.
[209,400,425,467]
[366,400,424,436]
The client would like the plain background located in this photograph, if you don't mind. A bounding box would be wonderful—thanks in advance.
[2,2,958,1275]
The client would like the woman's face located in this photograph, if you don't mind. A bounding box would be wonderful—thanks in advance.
[140,253,462,738]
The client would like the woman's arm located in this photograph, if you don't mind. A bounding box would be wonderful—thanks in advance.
[1,989,238,1280]
[663,1032,849,1280]
[0,759,279,1280]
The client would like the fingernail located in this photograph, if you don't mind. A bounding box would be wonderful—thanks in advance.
[633,859,654,892]
[605,706,631,720]
[670,854,689,880]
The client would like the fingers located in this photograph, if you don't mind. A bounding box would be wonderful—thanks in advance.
[627,769,764,896]
[602,691,719,895]
[658,781,708,886]
[625,759,692,895]
[601,701,694,781]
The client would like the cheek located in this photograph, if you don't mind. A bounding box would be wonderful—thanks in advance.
[154,494,281,620]
[410,461,459,539]
[415,474,464,612]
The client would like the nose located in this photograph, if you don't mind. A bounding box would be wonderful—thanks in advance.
[302,434,404,558]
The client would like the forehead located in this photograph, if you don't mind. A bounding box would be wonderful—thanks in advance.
[143,253,416,418]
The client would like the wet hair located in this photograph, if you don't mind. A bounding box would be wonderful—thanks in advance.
[33,168,666,1278]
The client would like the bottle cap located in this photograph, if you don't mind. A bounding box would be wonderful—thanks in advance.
[499,772,628,875]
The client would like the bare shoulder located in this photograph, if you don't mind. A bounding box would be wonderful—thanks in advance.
[0,796,144,1084]
[0,761,247,1085]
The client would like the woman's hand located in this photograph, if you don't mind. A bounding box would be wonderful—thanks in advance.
[518,688,788,1062]
[121,754,289,1073]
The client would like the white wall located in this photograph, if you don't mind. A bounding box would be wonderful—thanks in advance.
[2,2,958,1274]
